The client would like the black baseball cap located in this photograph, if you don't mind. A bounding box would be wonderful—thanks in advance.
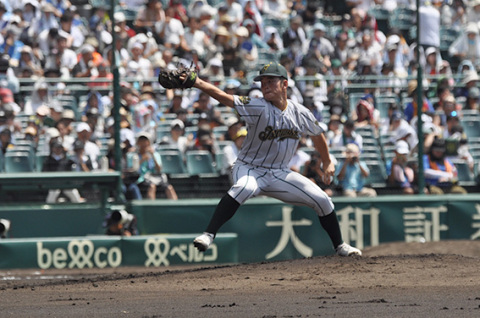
[253,62,288,81]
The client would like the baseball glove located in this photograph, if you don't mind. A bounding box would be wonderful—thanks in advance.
[157,64,198,89]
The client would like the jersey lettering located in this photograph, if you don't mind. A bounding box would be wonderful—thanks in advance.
[258,126,300,141]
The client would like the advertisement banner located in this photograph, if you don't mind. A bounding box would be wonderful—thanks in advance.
[0,234,238,269]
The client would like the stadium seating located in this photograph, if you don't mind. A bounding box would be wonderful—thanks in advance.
[35,152,49,172]
[355,125,375,138]
[461,109,479,119]
[451,159,477,188]
[159,151,188,175]
[186,150,218,176]
[4,152,35,173]
[461,119,480,143]
[364,160,388,188]
[214,151,229,175]
[375,96,397,119]
[381,144,396,162]
[156,144,182,153]
[388,6,415,32]
[6,144,35,166]
[156,126,171,141]
[468,143,480,160]
[348,92,366,114]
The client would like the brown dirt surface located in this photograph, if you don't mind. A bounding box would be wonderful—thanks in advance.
[1,240,480,318]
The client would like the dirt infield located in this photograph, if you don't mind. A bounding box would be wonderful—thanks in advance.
[1,240,480,317]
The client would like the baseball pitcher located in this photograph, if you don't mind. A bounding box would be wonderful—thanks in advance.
[158,62,362,256]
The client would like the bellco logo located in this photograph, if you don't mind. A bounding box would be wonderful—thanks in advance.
[36,237,219,269]
[37,240,122,269]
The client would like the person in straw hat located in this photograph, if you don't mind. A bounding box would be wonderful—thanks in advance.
[403,79,434,123]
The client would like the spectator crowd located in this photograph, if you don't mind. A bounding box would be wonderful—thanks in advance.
[0,0,479,201]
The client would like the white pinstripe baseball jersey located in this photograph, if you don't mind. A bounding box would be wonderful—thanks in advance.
[233,95,325,169]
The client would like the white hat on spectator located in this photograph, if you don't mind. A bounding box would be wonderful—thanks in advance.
[462,70,479,85]
[386,42,398,51]
[465,22,478,35]
[49,100,64,113]
[101,30,112,45]
[425,47,436,56]
[220,14,235,24]
[42,2,55,12]
[345,143,360,156]
[216,26,230,37]
[131,42,143,50]
[62,109,75,120]
[114,11,126,23]
[56,82,66,91]
[422,122,435,134]
[36,104,51,117]
[135,33,148,43]
[46,127,60,139]
[224,116,239,128]
[312,22,327,32]
[57,30,70,40]
[20,46,33,53]
[9,15,22,25]
[136,131,151,142]
[395,140,409,155]
[170,119,185,130]
[80,44,95,54]
[200,4,216,16]
[210,58,223,67]
[25,126,37,136]
[120,127,135,146]
[23,0,39,8]
[386,34,400,47]
[76,122,91,133]
[235,26,249,38]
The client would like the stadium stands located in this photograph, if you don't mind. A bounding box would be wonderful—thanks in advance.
[0,0,478,203]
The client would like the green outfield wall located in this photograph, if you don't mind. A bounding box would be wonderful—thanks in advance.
[128,195,480,263]
[0,195,479,269]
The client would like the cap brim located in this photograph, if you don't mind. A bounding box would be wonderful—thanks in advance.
[253,74,286,82]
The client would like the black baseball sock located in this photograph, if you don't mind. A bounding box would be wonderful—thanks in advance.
[318,211,343,249]
[205,194,241,237]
